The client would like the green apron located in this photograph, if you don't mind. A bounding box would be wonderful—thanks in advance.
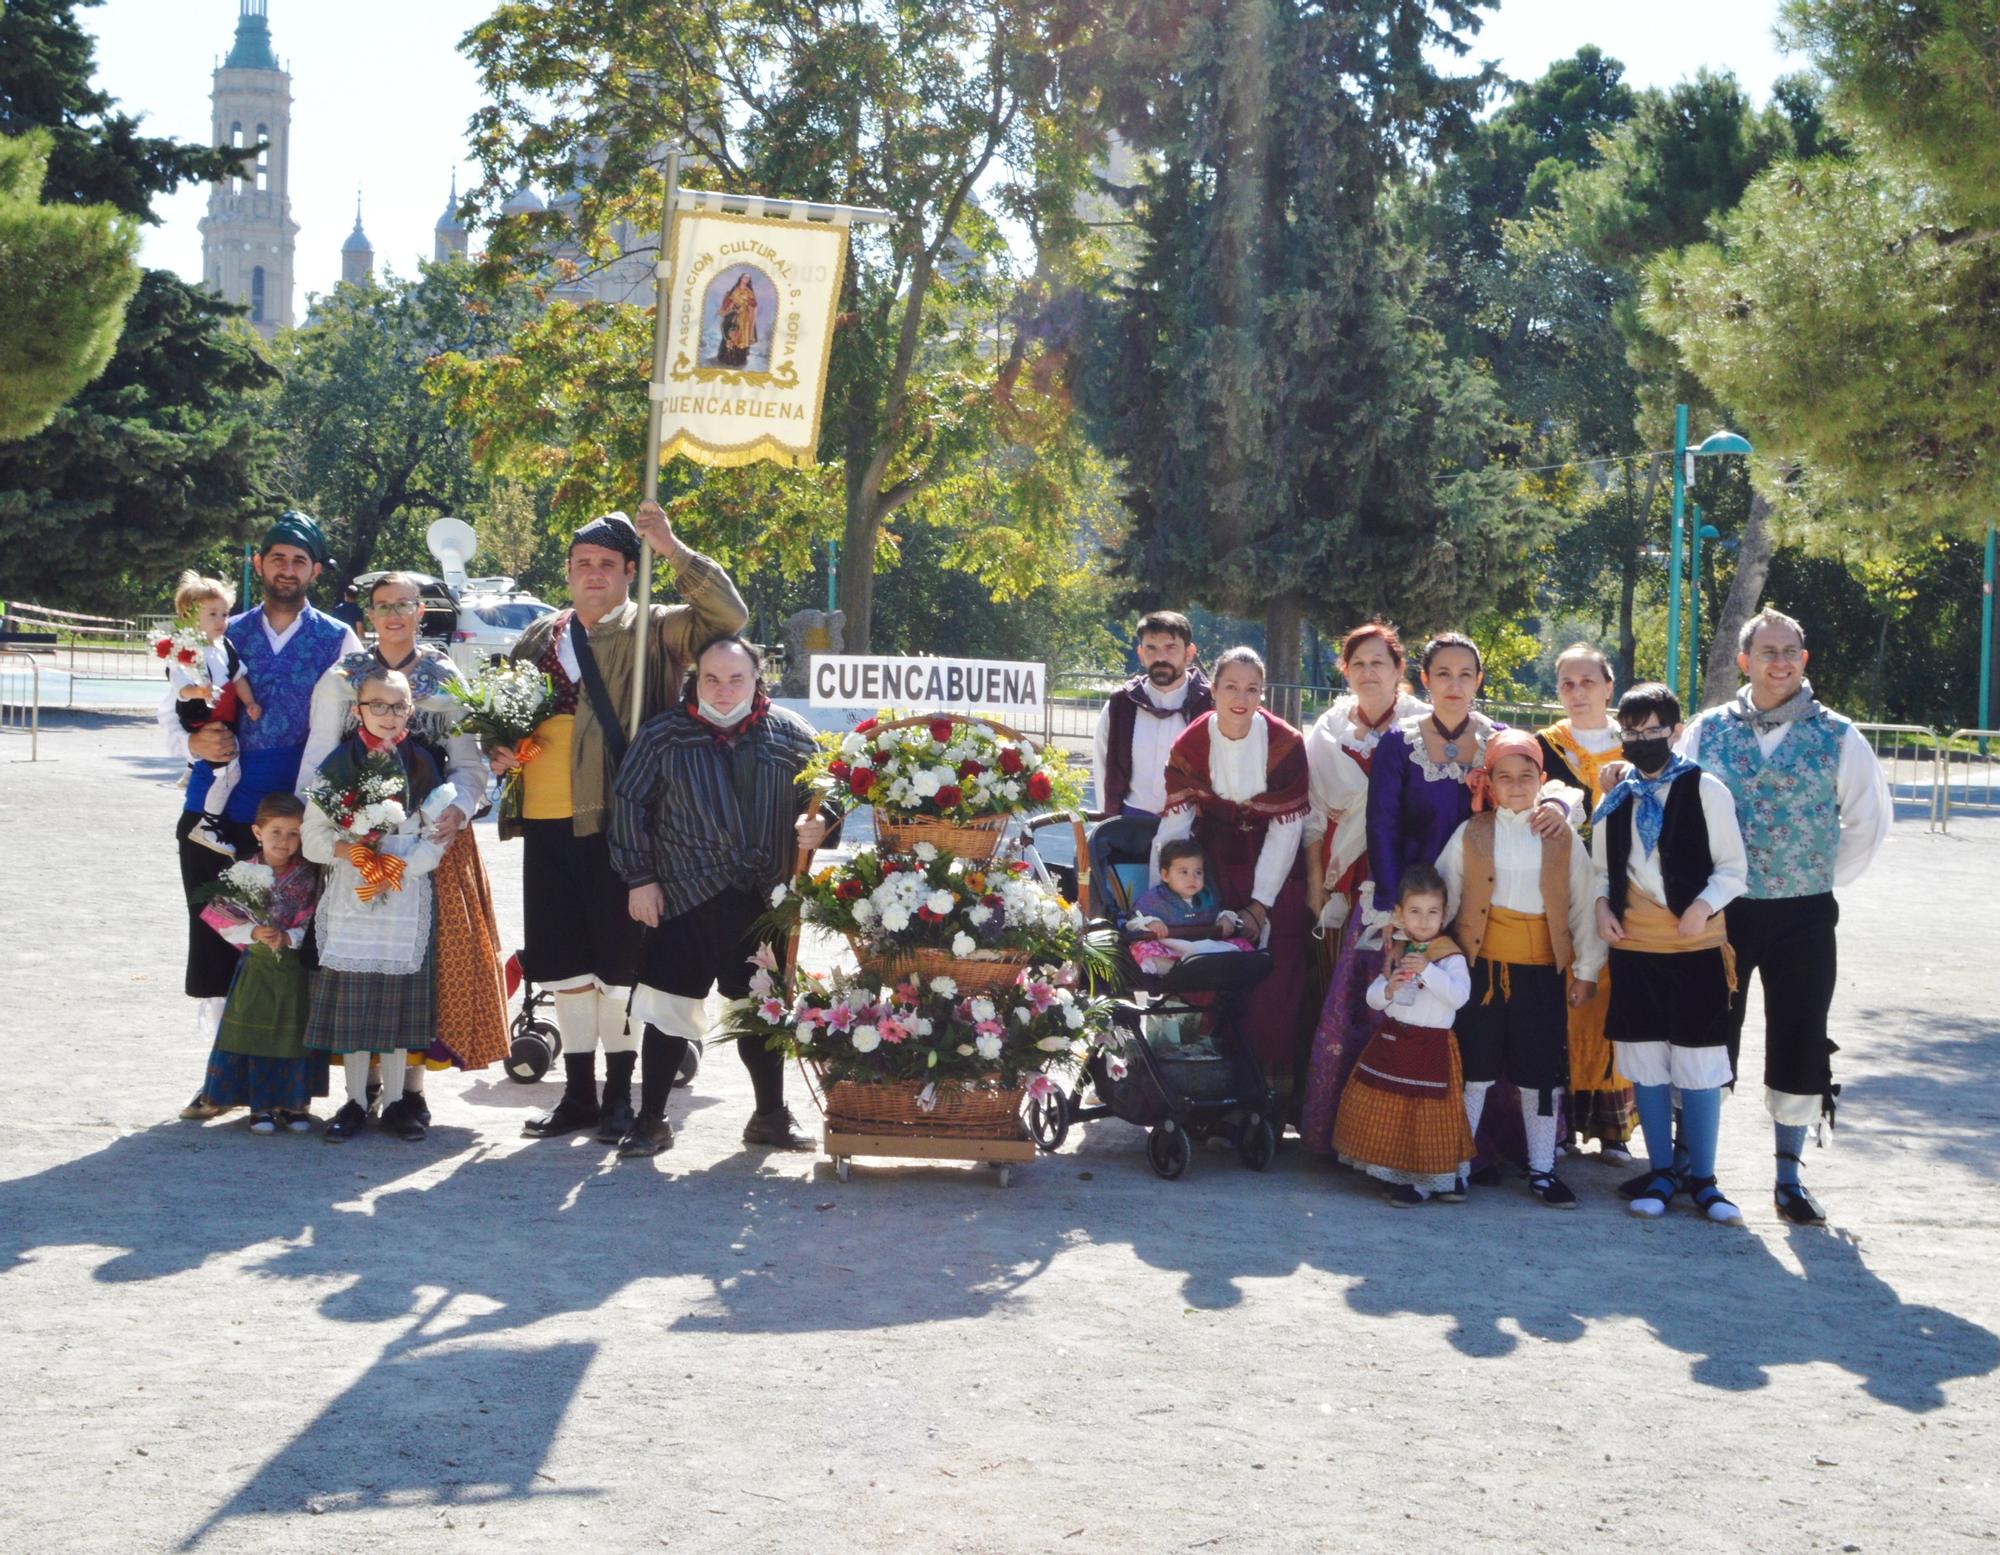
[216,945,311,1059]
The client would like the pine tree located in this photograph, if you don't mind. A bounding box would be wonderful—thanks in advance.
[0,0,276,606]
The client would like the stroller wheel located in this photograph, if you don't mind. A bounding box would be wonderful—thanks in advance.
[1027,1090,1070,1154]
[1237,1115,1278,1172]
[1147,1121,1192,1181]
[675,1041,702,1090]
[506,1019,561,1084]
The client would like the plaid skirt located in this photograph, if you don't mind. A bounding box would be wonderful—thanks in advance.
[1334,1018,1474,1190]
[304,941,438,1056]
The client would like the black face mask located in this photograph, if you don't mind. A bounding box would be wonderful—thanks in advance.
[1621,734,1673,775]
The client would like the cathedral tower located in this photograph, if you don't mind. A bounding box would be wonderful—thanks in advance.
[199,1,298,338]
[434,172,469,263]
[341,196,374,285]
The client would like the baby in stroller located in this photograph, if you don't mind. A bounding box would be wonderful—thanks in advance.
[1123,839,1258,976]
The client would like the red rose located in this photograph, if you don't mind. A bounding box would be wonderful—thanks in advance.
[836,879,865,900]
[928,717,955,744]
[848,766,874,796]
[828,759,851,780]
[957,759,983,780]
[153,639,172,659]
[935,784,964,810]
[343,790,360,807]
[175,647,199,666]
[998,747,1024,775]
[1026,770,1052,802]
[1009,860,1030,875]
[854,717,878,733]
[881,859,903,874]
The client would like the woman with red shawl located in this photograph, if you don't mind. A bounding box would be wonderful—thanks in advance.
[1150,646,1310,1092]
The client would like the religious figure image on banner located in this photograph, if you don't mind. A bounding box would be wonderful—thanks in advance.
[662,203,850,470]
[703,267,776,372]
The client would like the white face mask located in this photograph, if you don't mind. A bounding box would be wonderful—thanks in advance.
[697,696,753,728]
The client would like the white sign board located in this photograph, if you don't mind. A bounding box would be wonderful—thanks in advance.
[808,654,1046,714]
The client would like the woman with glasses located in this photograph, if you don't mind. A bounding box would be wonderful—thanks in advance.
[296,573,511,1139]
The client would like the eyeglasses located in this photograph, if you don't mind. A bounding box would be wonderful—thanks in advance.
[1622,729,1671,744]
[369,600,423,616]
[358,700,414,716]
[1750,645,1804,663]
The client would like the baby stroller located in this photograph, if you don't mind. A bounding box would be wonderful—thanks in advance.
[501,953,699,1088]
[1024,840,1280,1180]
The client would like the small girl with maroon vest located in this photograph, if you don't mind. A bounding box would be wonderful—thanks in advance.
[1437,730,1604,1208]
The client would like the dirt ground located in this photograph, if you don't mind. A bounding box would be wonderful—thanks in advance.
[2,711,1996,1554]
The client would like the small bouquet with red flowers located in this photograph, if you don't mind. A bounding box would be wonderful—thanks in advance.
[804,713,1082,821]
[153,623,212,682]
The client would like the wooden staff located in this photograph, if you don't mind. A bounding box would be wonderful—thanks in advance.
[629,146,684,740]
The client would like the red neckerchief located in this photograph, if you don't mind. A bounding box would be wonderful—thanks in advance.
[685,685,772,744]
[358,725,407,752]
[1352,697,1400,734]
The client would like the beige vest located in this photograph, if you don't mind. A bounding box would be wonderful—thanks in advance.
[1450,812,1575,972]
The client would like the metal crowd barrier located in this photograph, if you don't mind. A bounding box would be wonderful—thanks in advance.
[1852,723,1945,831]
[0,649,41,760]
[1941,730,2000,831]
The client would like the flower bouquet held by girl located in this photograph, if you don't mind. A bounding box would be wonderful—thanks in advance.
[448,661,555,821]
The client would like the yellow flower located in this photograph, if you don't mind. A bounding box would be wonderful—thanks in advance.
[963,871,987,894]
[813,867,836,886]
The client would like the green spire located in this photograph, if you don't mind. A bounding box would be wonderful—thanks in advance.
[223,0,280,72]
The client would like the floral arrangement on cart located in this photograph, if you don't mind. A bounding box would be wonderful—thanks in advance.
[740,711,1114,1179]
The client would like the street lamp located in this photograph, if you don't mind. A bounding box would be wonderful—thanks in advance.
[1667,405,1752,705]
[1690,509,1722,707]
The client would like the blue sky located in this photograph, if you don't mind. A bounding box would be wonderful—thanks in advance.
[90,0,1801,308]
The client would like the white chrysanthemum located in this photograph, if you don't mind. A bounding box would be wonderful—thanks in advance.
[881,906,911,933]
[851,899,876,925]
[226,861,276,891]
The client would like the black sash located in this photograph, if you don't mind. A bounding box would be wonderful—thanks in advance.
[567,616,630,770]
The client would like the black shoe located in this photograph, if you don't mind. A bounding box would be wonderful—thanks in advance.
[401,1090,432,1130]
[1435,1177,1468,1203]
[1382,1183,1427,1207]
[1774,1183,1827,1225]
[523,1094,600,1139]
[380,1097,428,1142]
[617,1113,675,1158]
[323,1100,368,1143]
[741,1107,815,1151]
[595,1093,637,1144]
[1529,1171,1578,1209]
[1617,1166,1660,1201]
[1467,1163,1503,1187]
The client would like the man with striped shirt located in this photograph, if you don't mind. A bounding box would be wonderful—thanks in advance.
[608,634,838,1157]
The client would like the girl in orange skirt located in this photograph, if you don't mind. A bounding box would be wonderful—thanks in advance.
[1333,864,1475,1206]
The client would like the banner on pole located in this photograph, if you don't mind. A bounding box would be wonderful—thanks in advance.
[809,655,1046,715]
[659,201,849,470]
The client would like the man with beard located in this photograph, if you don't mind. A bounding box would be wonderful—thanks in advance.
[1090,611,1213,894]
[162,512,361,1119]
[491,500,747,1145]
[1677,609,1890,1225]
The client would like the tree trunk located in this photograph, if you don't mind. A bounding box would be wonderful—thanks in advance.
[836,486,877,654]
[1264,590,1303,726]
[1699,488,1777,709]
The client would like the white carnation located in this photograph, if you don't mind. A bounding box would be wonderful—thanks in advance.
[1064,1006,1085,1029]
[929,976,958,998]
[953,932,977,957]
[974,1033,1003,1061]
[912,770,941,798]
[914,841,938,862]
[881,906,911,933]
[925,889,954,915]
[967,903,992,926]
[851,900,876,925]
[840,732,870,757]
[970,997,996,1022]
[770,883,790,906]
[851,1025,881,1054]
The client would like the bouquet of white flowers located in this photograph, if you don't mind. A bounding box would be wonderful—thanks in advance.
[448,662,554,820]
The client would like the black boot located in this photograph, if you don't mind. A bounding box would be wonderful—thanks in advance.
[524,1053,600,1139]
[618,1112,675,1159]
[595,1051,638,1143]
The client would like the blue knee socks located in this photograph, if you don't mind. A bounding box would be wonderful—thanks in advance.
[1679,1087,1723,1181]
[1774,1122,1807,1186]
[1633,1083,1676,1173]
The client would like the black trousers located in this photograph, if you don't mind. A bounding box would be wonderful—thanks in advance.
[638,887,768,1000]
[177,811,254,998]
[1725,892,1841,1106]
[520,820,643,989]
[1456,959,1569,1112]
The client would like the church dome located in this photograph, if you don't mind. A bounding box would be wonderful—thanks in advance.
[342,211,372,254]
[223,0,281,72]
[501,186,545,217]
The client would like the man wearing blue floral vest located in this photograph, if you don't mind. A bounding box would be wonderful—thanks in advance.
[1678,607,1890,1225]
[161,512,361,1120]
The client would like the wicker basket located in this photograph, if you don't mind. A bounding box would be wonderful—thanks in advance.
[850,942,1031,997]
[872,811,1010,860]
[819,1071,1028,1138]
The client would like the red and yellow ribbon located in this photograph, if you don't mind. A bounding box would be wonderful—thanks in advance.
[349,843,406,902]
[511,735,543,768]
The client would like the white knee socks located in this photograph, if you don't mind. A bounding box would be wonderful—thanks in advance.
[1464,1080,1492,1137]
[1521,1089,1562,1175]
[554,989,599,1055]
[598,985,638,1056]
[345,1050,406,1106]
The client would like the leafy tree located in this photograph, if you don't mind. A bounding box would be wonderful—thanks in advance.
[269,260,535,588]
[451,0,1106,650]
[1081,0,1542,696]
[0,0,276,608]
[0,128,140,439]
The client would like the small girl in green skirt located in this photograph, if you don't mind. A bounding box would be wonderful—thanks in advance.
[198,791,325,1133]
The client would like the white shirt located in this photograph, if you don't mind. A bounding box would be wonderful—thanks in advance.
[1363,953,1471,1027]
[1150,713,1304,910]
[1589,769,1749,916]
[1092,676,1194,816]
[1302,691,1426,863]
[1436,807,1606,980]
[1676,714,1891,887]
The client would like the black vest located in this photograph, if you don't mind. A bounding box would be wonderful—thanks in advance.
[1605,768,1713,918]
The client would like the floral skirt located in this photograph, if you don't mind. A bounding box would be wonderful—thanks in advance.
[1298,911,1380,1154]
[429,828,511,1071]
[202,1048,329,1112]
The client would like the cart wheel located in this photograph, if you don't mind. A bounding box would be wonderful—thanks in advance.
[1238,1115,1278,1172]
[836,1158,850,1182]
[1027,1090,1070,1153]
[1147,1121,1192,1181]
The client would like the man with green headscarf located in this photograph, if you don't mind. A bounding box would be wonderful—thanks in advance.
[162,511,361,1120]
